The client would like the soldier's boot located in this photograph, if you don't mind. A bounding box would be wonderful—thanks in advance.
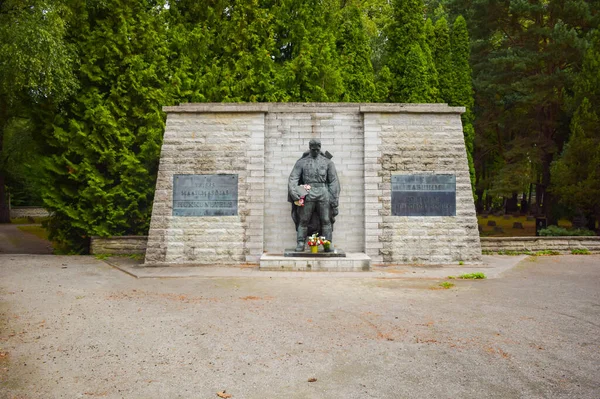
[295,227,307,252]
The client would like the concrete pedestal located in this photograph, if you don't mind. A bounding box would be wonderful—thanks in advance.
[260,252,371,272]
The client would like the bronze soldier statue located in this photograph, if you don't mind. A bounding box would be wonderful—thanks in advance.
[288,139,340,252]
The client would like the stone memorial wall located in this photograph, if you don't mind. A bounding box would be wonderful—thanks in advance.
[145,103,481,266]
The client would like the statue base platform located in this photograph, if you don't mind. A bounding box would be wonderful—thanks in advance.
[260,252,371,272]
[283,248,346,257]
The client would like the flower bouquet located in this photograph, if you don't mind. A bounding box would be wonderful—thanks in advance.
[294,184,312,206]
[307,233,331,253]
[307,233,322,253]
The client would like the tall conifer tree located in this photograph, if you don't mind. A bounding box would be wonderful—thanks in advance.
[164,0,219,102]
[400,43,436,102]
[214,0,283,102]
[450,15,475,190]
[40,0,171,252]
[551,31,600,229]
[337,2,376,102]
[466,0,594,219]
[432,17,453,104]
[271,0,343,101]
[386,0,426,101]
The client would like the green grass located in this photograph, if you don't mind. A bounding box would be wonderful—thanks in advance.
[457,272,486,279]
[571,248,591,255]
[533,250,561,256]
[482,250,526,255]
[439,282,455,289]
[477,215,574,237]
[10,216,50,224]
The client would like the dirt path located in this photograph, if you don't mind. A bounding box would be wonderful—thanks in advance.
[0,224,53,254]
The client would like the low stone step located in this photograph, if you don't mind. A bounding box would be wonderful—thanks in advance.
[283,248,346,257]
[260,252,371,272]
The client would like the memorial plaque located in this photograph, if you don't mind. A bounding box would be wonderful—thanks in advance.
[391,174,456,216]
[173,174,238,216]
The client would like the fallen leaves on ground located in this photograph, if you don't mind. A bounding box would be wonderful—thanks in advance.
[217,391,232,398]
[308,378,317,382]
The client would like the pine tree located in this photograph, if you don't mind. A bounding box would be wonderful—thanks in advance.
[39,0,171,252]
[337,2,377,102]
[465,0,595,219]
[450,15,475,191]
[551,31,600,229]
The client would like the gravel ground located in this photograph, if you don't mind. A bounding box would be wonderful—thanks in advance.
[0,254,599,399]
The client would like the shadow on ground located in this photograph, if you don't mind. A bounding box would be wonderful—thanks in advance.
[0,224,53,254]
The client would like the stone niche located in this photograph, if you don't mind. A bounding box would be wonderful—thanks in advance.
[144,103,482,266]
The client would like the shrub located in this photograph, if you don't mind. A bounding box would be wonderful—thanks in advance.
[538,225,596,236]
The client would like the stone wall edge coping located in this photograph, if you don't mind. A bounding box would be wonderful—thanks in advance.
[91,236,149,240]
[359,104,465,114]
[162,103,465,114]
[481,236,600,242]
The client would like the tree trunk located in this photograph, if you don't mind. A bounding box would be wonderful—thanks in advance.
[542,153,557,225]
[0,118,9,223]
[475,189,484,213]
[485,191,492,211]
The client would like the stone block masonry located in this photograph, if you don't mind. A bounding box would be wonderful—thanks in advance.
[145,112,265,265]
[264,111,364,254]
[10,207,51,219]
[145,103,482,266]
[363,110,481,264]
[91,236,600,256]
[91,236,147,255]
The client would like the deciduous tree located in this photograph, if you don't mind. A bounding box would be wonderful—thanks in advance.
[0,0,76,222]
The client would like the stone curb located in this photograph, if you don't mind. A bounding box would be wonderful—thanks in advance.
[102,255,526,280]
